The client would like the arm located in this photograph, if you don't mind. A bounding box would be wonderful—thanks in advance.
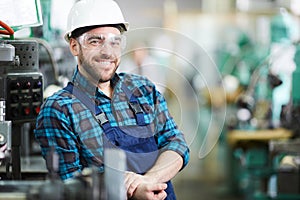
[125,150,183,199]
[126,88,189,199]
[145,150,183,183]
[34,97,83,180]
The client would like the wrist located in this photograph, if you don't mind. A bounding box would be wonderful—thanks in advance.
[144,171,160,183]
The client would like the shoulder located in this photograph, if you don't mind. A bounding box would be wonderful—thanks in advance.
[41,88,78,114]
[44,88,73,104]
[118,72,151,83]
[118,72,156,94]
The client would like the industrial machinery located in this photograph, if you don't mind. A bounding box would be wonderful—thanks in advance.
[223,9,300,200]
[0,99,11,168]
[0,40,43,123]
[0,34,44,179]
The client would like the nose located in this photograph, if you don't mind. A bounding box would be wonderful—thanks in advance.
[99,42,114,55]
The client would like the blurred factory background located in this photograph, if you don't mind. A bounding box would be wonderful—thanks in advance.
[1,0,300,199]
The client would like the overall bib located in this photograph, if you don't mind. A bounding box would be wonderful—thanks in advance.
[64,82,176,200]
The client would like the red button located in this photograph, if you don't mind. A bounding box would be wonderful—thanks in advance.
[24,107,31,115]
[34,106,40,114]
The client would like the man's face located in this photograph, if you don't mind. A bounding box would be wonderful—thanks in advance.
[70,27,124,84]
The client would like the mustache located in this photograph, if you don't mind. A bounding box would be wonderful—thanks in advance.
[94,52,119,61]
[82,52,117,63]
[98,52,115,59]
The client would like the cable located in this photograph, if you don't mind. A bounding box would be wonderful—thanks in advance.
[0,21,14,35]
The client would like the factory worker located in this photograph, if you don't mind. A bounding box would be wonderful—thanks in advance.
[34,0,190,199]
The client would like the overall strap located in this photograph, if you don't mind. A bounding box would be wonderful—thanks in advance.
[64,82,111,130]
[121,83,146,126]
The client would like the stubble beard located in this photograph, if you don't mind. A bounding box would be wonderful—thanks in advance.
[78,50,120,84]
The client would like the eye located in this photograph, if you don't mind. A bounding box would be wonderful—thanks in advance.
[87,35,105,46]
[88,39,101,46]
[110,40,121,47]
[110,37,122,48]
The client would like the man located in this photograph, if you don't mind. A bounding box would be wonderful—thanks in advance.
[34,0,189,199]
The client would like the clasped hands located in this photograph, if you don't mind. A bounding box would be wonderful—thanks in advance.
[125,171,167,200]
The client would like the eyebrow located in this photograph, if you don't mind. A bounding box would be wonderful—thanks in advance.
[87,35,105,40]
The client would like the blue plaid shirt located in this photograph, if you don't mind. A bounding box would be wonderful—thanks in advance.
[35,67,190,180]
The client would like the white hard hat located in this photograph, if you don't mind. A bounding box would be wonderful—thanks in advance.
[64,0,129,42]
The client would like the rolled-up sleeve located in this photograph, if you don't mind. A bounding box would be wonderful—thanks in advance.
[154,91,190,169]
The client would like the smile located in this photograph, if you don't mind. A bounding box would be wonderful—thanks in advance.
[94,58,115,66]
[99,61,112,65]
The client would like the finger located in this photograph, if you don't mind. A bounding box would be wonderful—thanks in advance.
[128,179,144,197]
[124,172,134,188]
[125,172,139,190]
[124,171,135,184]
[156,190,167,200]
[125,174,142,197]
[148,183,168,191]
[127,182,139,198]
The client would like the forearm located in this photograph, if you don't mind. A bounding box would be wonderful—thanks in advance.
[145,150,183,183]
[125,150,183,199]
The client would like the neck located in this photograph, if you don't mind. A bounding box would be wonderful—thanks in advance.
[98,81,113,98]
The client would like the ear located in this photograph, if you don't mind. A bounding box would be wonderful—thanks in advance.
[69,38,80,56]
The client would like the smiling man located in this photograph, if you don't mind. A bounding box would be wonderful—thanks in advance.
[34,0,190,199]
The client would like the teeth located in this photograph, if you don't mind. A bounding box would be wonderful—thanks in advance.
[99,61,111,65]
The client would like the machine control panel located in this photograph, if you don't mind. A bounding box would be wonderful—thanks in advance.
[0,40,44,123]
[5,73,43,122]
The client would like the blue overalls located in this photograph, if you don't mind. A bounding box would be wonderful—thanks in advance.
[64,82,176,200]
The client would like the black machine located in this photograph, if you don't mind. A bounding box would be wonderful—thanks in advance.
[0,40,43,179]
